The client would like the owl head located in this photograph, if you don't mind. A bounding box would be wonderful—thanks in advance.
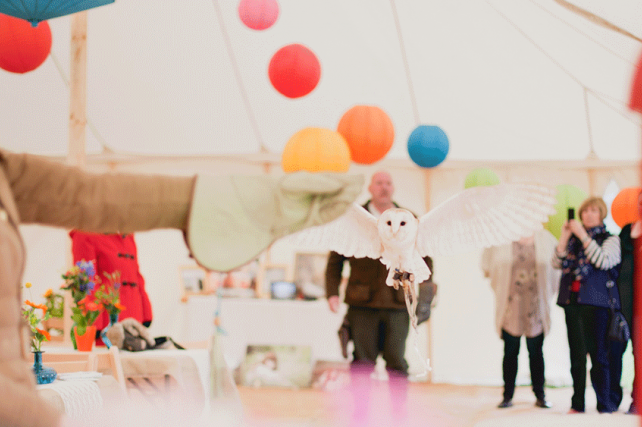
[377,208,418,248]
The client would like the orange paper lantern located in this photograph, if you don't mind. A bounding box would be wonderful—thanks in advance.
[611,187,642,228]
[0,14,51,74]
[281,127,351,173]
[337,105,394,164]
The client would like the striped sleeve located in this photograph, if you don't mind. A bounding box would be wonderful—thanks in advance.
[584,235,621,270]
[551,248,565,269]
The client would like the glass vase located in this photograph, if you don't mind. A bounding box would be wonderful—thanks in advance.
[101,312,120,349]
[32,351,57,385]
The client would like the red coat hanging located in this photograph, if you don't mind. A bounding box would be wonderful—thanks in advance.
[70,231,153,344]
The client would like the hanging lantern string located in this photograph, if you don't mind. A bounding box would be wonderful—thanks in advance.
[583,87,596,159]
[48,50,114,154]
[389,0,420,125]
[211,0,268,154]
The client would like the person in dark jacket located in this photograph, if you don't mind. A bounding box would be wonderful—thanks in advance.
[325,171,431,425]
[553,196,622,413]
[611,189,642,414]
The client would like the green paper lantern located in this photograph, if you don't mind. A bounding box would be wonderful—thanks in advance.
[544,184,588,240]
[464,168,500,189]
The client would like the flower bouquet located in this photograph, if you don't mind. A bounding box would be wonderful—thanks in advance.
[94,271,125,320]
[22,282,57,384]
[94,271,125,349]
[61,260,103,350]
[22,282,51,352]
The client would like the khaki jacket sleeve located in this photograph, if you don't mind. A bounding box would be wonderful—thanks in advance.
[0,149,195,233]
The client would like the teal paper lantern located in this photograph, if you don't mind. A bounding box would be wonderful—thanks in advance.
[544,184,587,240]
[464,168,500,189]
[407,125,449,168]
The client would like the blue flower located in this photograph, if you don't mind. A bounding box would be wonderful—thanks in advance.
[87,281,95,291]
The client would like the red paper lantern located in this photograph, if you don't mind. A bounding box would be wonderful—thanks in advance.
[281,127,351,173]
[238,0,279,30]
[611,187,642,228]
[0,14,51,74]
[268,44,321,99]
[337,105,394,164]
[630,50,642,113]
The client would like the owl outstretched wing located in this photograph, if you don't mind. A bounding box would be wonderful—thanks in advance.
[415,183,556,257]
[289,202,383,259]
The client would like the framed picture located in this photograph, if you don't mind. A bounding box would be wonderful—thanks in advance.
[179,265,208,300]
[219,259,259,298]
[257,264,291,298]
[240,344,313,388]
[293,252,329,300]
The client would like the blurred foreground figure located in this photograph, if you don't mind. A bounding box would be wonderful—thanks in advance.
[0,148,362,427]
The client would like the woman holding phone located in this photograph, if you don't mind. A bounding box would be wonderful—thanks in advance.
[553,197,622,414]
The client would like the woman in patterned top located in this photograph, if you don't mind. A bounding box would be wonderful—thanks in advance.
[482,229,560,409]
[553,196,622,414]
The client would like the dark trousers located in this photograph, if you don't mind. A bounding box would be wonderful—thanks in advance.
[347,306,410,374]
[564,302,615,412]
[609,338,628,410]
[347,306,410,426]
[501,329,545,401]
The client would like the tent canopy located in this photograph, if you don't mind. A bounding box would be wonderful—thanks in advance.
[1,0,641,164]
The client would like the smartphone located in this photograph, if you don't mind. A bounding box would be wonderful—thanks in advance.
[567,208,575,220]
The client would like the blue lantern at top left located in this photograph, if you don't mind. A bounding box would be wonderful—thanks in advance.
[407,125,449,168]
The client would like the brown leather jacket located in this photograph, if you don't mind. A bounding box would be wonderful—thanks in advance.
[325,201,433,310]
[0,149,194,427]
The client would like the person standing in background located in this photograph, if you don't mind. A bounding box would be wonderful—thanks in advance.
[553,197,622,414]
[610,189,642,414]
[70,231,153,344]
[325,171,432,426]
[482,229,559,409]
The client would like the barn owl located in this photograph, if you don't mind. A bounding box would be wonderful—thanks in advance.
[291,183,557,326]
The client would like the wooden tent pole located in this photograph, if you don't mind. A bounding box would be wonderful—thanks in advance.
[68,12,88,169]
[422,167,434,383]
[63,12,89,344]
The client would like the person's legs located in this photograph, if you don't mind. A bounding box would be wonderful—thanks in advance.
[380,309,410,374]
[609,338,628,410]
[526,332,546,402]
[348,306,380,365]
[585,306,616,413]
[346,307,379,426]
[501,329,521,404]
[565,304,588,412]
[381,309,410,422]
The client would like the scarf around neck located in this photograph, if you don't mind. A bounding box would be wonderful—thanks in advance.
[561,224,607,280]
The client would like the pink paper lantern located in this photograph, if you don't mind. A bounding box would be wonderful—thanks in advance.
[0,14,51,74]
[268,44,321,98]
[238,0,279,31]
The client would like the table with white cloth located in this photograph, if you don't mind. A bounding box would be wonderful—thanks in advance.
[37,375,125,424]
[38,345,219,419]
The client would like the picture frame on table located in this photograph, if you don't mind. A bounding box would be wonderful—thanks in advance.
[239,344,313,388]
[256,264,292,299]
[293,252,329,300]
[179,265,208,301]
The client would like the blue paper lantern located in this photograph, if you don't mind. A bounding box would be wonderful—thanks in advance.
[0,0,114,27]
[407,125,449,168]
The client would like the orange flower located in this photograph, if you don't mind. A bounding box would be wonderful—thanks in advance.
[25,300,48,314]
[42,288,53,298]
[36,328,51,341]
[114,303,126,311]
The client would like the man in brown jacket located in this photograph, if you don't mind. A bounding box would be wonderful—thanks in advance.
[0,148,362,427]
